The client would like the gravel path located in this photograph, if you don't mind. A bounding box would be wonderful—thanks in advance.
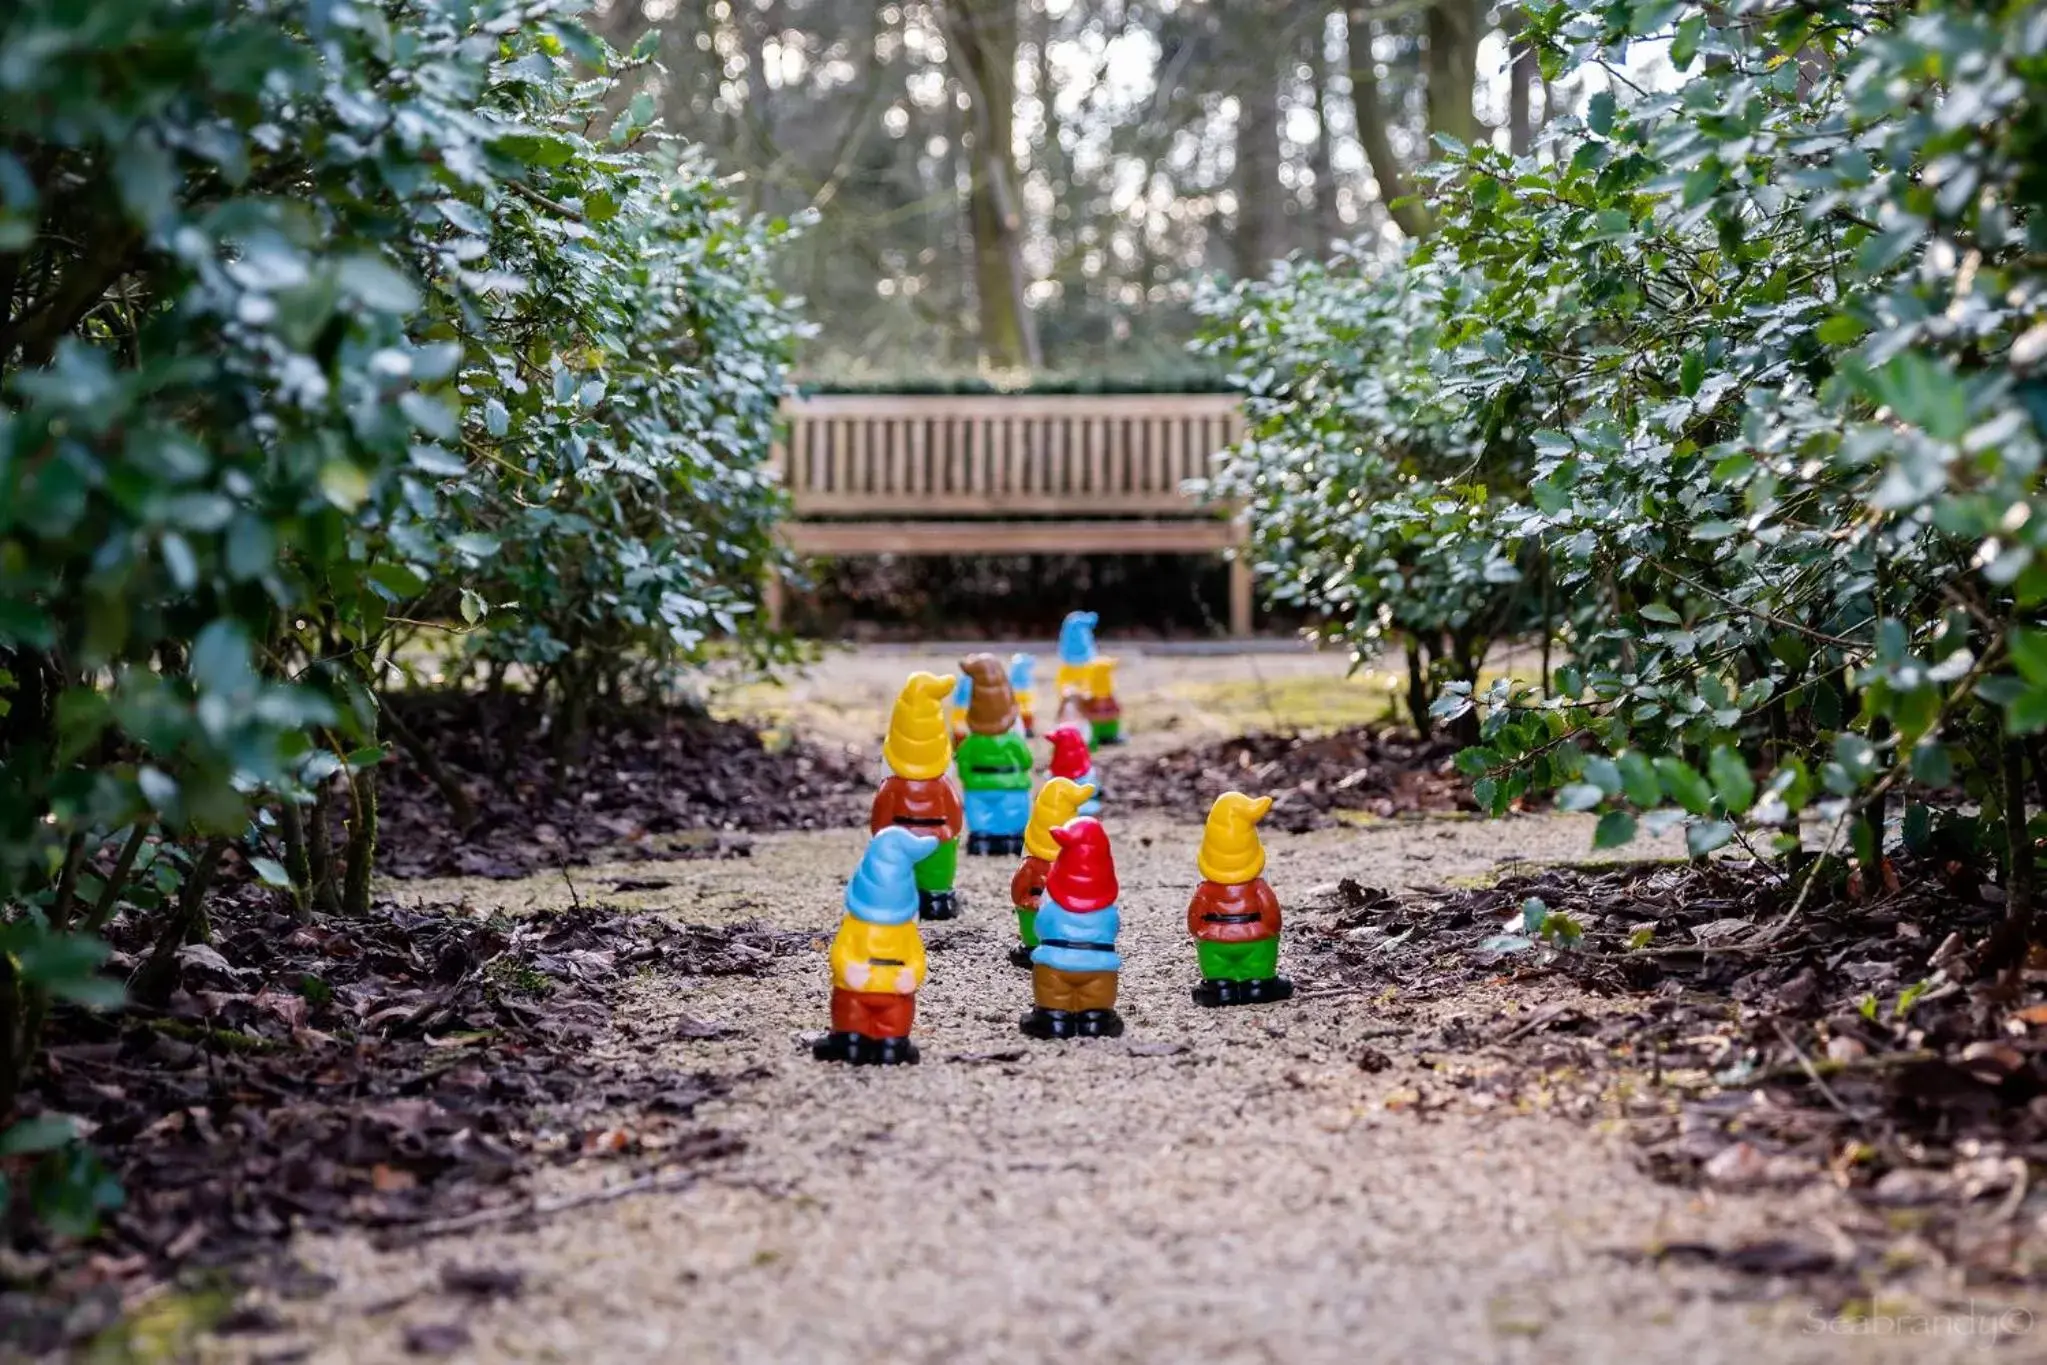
[236,810,2010,1364]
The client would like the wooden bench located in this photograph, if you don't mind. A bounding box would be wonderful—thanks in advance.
[766,392,1254,635]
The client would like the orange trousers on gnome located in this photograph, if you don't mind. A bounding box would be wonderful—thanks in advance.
[830,989,915,1038]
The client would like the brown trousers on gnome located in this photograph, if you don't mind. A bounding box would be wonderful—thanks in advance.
[1032,965,1117,1012]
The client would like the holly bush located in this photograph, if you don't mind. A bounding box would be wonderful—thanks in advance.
[1193,250,1544,736]
[0,0,795,1188]
[1205,0,2047,959]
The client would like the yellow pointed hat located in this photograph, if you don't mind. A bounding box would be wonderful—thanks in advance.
[883,671,956,780]
[1024,777,1097,860]
[1197,791,1274,885]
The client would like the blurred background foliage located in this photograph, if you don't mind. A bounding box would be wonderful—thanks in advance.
[590,0,1549,377]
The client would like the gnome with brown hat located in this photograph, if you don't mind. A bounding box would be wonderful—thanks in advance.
[1021,816,1124,1039]
[956,653,1034,857]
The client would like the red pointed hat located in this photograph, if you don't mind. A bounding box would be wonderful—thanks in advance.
[1045,816,1118,911]
[1045,724,1091,781]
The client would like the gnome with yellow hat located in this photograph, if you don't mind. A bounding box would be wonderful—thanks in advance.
[1187,791,1292,1006]
[1007,776,1096,969]
[870,671,966,920]
[1081,658,1123,746]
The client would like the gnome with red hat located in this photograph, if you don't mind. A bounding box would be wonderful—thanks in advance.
[1044,723,1102,815]
[1021,816,1124,1039]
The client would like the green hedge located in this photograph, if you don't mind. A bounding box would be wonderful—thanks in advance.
[1201,0,2047,954]
[0,0,797,1228]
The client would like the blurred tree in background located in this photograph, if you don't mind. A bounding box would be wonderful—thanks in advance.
[593,0,1550,376]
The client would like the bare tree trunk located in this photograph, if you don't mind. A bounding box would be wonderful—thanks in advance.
[1310,20,1344,247]
[944,0,1041,371]
[1507,11,1536,156]
[1345,8,1431,237]
[1233,58,1282,274]
[1033,3,1066,197]
[1425,0,1482,149]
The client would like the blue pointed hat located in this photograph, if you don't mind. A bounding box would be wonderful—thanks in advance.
[1058,611,1099,665]
[845,826,940,924]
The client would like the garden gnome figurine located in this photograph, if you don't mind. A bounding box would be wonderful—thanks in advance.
[1008,653,1038,736]
[815,826,938,1065]
[1045,723,1101,816]
[1055,610,1098,697]
[956,653,1034,856]
[1021,816,1125,1039]
[1008,776,1095,969]
[1082,658,1123,746]
[871,671,966,919]
[1187,792,1293,1006]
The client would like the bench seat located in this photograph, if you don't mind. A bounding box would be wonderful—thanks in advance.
[768,393,1255,635]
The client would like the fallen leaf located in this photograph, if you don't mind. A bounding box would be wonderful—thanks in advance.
[403,1322,472,1356]
[439,1264,524,1301]
[372,1164,418,1193]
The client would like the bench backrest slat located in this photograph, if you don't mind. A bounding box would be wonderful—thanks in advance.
[773,393,1243,516]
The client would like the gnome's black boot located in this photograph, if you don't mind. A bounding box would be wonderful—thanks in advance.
[1193,976,1294,1008]
[1007,942,1036,970]
[1075,1008,1124,1038]
[919,890,959,921]
[1242,976,1295,1004]
[853,1035,920,1066]
[1019,1007,1080,1039]
[967,832,1024,857]
[812,1031,860,1062]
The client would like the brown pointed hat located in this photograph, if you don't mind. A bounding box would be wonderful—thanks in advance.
[960,652,1018,735]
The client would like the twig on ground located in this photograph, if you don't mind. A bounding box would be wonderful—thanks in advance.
[1499,1002,1577,1044]
[1749,1047,1938,1086]
[1771,1020,1854,1118]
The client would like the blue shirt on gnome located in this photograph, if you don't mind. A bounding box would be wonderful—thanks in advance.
[1030,900,1120,972]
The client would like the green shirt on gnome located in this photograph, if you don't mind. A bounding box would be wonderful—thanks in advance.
[956,730,1033,789]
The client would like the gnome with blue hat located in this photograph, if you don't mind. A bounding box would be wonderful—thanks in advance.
[816,826,940,1066]
[1054,610,1098,698]
[1055,610,1123,744]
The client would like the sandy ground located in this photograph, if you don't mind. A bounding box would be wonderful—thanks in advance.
[213,651,2039,1363]
[709,639,1414,754]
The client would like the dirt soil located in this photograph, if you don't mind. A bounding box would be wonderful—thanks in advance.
[200,809,2037,1364]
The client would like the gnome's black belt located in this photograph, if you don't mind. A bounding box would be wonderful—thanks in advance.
[1202,912,1265,924]
[866,957,906,967]
[891,817,949,827]
[965,764,1028,776]
[1037,938,1114,953]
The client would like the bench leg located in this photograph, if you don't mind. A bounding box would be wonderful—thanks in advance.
[1228,553,1253,637]
[764,568,786,633]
